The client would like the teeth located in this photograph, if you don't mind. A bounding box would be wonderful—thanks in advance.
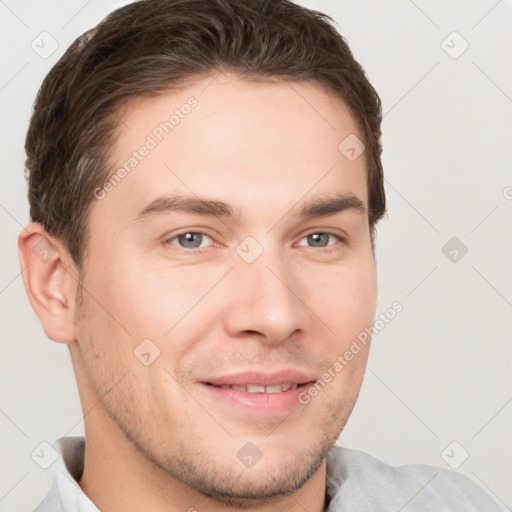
[265,385,283,394]
[215,383,297,393]
[247,385,266,393]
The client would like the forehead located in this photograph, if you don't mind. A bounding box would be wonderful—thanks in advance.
[93,74,368,225]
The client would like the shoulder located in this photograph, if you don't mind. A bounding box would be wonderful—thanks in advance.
[325,445,502,511]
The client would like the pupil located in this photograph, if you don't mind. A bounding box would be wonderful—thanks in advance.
[180,233,202,248]
[308,233,328,247]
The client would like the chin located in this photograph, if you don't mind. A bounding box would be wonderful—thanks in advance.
[179,445,329,506]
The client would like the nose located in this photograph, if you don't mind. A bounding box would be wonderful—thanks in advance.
[222,248,312,345]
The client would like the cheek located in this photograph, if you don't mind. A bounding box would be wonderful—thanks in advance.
[83,254,177,327]
[81,256,225,361]
[307,261,377,344]
[122,266,225,334]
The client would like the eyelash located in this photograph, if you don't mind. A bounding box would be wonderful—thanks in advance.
[163,230,346,254]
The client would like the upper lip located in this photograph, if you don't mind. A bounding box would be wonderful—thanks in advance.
[200,369,317,387]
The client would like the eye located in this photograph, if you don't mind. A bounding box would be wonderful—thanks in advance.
[297,232,342,248]
[165,232,214,250]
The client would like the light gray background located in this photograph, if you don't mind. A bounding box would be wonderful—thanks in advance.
[1,1,511,510]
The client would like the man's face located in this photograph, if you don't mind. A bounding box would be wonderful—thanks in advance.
[74,73,377,502]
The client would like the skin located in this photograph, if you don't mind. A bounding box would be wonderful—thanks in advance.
[19,73,377,512]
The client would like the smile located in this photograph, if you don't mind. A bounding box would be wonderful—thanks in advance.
[207,383,300,393]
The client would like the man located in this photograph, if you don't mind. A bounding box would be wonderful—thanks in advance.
[18,0,500,510]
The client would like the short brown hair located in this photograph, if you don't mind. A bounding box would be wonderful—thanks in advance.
[25,0,385,268]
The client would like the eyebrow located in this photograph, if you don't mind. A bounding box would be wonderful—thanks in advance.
[133,192,366,222]
[134,195,233,221]
[298,194,367,218]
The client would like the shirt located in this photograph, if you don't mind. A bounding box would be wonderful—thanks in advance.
[34,436,501,511]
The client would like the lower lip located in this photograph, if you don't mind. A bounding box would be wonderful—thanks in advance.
[199,383,314,416]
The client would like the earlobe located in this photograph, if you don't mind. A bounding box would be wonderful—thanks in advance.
[18,223,79,344]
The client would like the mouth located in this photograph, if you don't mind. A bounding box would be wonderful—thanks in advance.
[203,382,310,393]
[198,370,317,416]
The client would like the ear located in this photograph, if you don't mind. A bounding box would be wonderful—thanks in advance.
[18,222,79,344]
